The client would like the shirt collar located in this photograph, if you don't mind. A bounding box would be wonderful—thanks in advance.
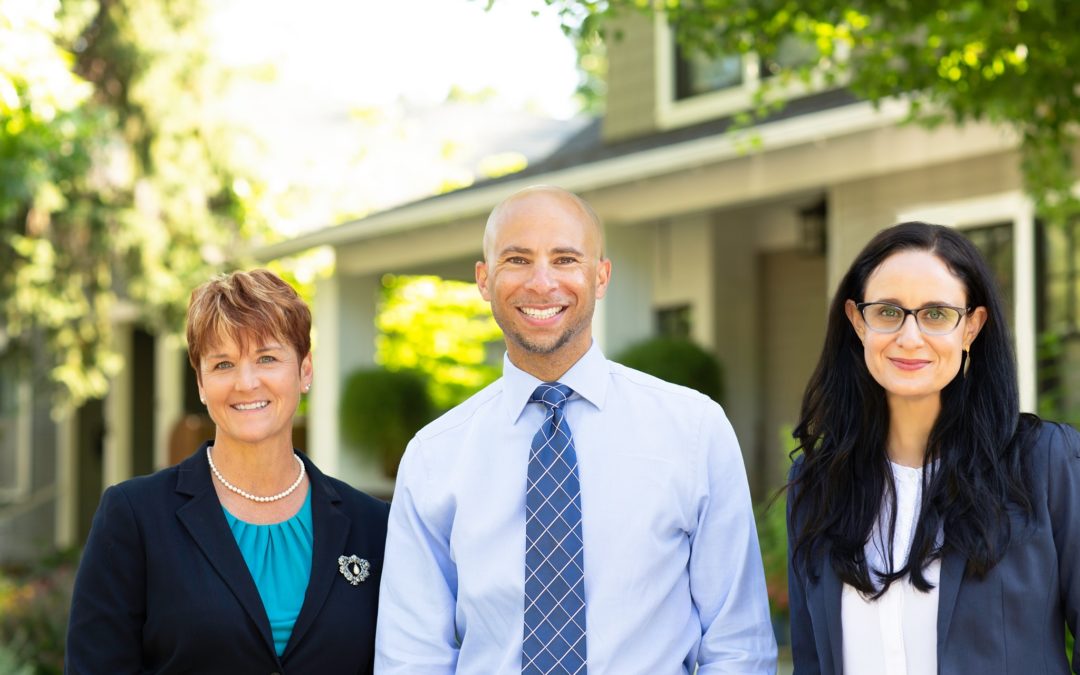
[501,341,610,424]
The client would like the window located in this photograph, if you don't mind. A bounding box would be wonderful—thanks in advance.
[674,34,818,101]
[1036,218,1080,425]
[674,47,744,101]
[656,304,692,339]
[963,222,1015,333]
[656,15,824,129]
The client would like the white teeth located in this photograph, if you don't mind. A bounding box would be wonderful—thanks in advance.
[521,306,562,319]
[233,401,269,411]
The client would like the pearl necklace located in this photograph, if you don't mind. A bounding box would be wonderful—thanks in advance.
[206,447,305,503]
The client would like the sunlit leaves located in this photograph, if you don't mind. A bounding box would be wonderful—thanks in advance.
[1,0,265,411]
[529,0,1080,229]
[375,275,503,410]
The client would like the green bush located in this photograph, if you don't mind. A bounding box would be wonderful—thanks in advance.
[0,552,77,675]
[340,367,436,477]
[612,337,724,402]
[756,493,788,621]
[0,645,34,675]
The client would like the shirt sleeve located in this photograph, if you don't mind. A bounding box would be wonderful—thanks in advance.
[1046,423,1080,674]
[691,404,779,673]
[65,485,146,674]
[375,437,460,674]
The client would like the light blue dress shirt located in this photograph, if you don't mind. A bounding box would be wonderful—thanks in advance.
[375,343,777,674]
[224,487,313,657]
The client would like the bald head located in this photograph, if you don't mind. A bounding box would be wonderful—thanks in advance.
[475,184,612,380]
[482,186,605,263]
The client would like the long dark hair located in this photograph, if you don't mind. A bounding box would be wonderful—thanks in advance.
[789,221,1035,595]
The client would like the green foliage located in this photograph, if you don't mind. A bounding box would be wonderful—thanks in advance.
[375,275,503,410]
[0,552,78,675]
[339,367,436,477]
[756,492,788,622]
[0,645,34,675]
[612,336,723,402]
[531,0,1080,229]
[0,0,266,411]
[757,424,799,629]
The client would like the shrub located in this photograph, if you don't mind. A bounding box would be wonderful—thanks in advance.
[340,367,436,477]
[756,493,788,621]
[612,337,723,402]
[0,551,78,675]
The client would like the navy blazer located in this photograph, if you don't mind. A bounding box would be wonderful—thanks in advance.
[788,421,1080,674]
[66,443,389,674]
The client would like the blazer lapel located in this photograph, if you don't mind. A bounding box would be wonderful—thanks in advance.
[821,556,845,674]
[935,549,965,658]
[281,456,350,658]
[174,444,276,657]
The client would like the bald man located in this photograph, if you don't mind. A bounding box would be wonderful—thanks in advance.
[375,186,776,674]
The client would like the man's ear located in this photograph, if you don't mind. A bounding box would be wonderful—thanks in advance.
[475,261,491,301]
[594,258,612,300]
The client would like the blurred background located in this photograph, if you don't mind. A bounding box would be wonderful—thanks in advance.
[2,0,1079,670]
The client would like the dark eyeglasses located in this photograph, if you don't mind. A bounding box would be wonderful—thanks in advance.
[856,302,971,335]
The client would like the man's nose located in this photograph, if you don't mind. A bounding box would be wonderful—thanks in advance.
[524,263,558,292]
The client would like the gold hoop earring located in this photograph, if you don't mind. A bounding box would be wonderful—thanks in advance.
[963,349,971,378]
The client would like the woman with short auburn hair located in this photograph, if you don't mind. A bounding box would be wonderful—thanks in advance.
[787,222,1080,673]
[67,268,388,674]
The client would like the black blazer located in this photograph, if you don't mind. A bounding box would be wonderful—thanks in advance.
[788,421,1080,674]
[66,442,389,674]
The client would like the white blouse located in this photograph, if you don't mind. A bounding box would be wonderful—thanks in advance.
[841,461,940,675]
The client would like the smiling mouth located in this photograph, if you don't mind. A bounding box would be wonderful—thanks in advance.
[519,306,564,320]
[889,358,930,370]
[232,401,269,411]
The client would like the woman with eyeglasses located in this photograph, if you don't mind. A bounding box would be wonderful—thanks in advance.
[787,221,1080,674]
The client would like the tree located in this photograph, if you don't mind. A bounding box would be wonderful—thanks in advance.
[530,0,1079,225]
[375,275,503,410]
[0,0,264,411]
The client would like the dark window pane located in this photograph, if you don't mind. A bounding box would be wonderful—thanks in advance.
[675,42,743,100]
[962,222,1015,333]
[1036,218,1080,424]
[760,34,819,79]
[656,305,692,339]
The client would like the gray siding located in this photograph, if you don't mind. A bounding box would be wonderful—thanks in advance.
[602,13,659,142]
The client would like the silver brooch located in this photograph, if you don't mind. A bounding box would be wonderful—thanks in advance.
[338,554,370,585]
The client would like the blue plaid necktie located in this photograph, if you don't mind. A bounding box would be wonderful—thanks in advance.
[523,382,587,674]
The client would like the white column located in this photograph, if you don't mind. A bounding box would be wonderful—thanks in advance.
[103,323,133,487]
[310,274,342,476]
[335,274,393,495]
[1014,207,1037,413]
[154,333,185,469]
[592,291,607,352]
[602,223,654,357]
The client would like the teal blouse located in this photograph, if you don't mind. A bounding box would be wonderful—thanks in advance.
[223,488,313,656]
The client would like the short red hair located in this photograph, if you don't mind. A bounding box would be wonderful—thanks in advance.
[186,269,311,376]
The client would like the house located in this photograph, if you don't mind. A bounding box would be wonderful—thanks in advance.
[0,102,588,562]
[257,12,1070,500]
[2,12,1072,563]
